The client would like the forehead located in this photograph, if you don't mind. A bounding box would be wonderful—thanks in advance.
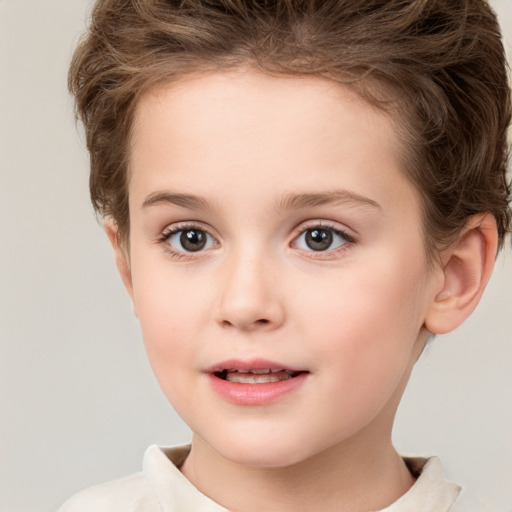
[132,70,396,152]
[129,70,418,218]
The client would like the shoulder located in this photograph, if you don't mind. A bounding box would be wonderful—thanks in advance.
[57,444,224,512]
[398,456,492,512]
[57,471,160,512]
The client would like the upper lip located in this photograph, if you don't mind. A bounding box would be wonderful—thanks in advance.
[205,358,306,373]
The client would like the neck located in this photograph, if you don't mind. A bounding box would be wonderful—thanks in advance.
[181,426,414,512]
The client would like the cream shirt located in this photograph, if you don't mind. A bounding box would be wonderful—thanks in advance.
[58,445,485,511]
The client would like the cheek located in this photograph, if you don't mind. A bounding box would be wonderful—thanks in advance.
[135,282,204,411]
[130,260,210,373]
[298,255,427,341]
[296,256,428,393]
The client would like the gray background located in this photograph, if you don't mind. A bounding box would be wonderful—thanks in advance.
[1,1,511,511]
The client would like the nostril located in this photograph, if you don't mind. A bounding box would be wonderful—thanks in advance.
[220,317,271,329]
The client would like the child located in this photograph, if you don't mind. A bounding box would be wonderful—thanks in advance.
[60,0,511,510]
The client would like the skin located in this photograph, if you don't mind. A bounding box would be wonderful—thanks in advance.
[107,69,497,512]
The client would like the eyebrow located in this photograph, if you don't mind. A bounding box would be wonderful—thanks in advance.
[141,189,381,212]
[276,191,381,211]
[142,192,210,211]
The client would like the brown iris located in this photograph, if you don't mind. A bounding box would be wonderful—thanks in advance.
[305,229,333,251]
[180,229,207,251]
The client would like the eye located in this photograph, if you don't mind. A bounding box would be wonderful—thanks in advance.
[165,227,217,253]
[294,225,350,252]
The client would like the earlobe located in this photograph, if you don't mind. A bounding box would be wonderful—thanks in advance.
[424,214,498,335]
[104,219,136,313]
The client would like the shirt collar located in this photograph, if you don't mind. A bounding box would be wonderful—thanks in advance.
[143,445,461,512]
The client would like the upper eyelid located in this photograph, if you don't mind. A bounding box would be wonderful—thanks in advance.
[293,220,355,238]
[161,221,217,236]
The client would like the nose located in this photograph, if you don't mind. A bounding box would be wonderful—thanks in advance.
[215,248,285,332]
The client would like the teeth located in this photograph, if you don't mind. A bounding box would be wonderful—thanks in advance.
[226,372,293,384]
[225,368,290,374]
[214,367,301,384]
[222,369,298,384]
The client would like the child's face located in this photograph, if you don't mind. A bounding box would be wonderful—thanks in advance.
[120,70,440,467]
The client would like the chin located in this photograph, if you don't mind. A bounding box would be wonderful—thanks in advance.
[205,430,316,468]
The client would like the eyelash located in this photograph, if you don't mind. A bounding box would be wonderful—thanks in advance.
[157,221,356,260]
[292,221,356,259]
[157,222,217,261]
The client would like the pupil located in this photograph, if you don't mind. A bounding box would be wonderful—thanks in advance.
[305,229,332,251]
[180,230,206,251]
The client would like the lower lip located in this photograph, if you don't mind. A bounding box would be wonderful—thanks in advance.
[208,372,308,405]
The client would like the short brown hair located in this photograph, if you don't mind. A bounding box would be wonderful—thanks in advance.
[69,0,511,256]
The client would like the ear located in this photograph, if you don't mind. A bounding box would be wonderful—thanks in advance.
[424,214,498,335]
[104,219,136,310]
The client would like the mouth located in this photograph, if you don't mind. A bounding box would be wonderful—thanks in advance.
[207,359,308,385]
[206,359,309,404]
[214,368,303,384]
